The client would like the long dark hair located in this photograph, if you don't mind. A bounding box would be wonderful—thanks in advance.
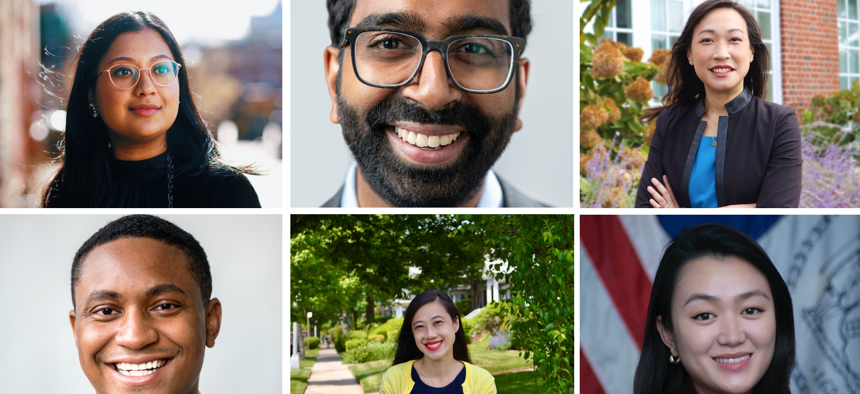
[42,11,254,207]
[642,0,770,123]
[393,290,471,365]
[633,224,795,394]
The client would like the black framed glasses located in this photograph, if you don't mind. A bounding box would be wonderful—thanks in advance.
[97,60,182,90]
[342,27,526,94]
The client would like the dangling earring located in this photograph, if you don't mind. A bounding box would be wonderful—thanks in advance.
[669,353,681,364]
[89,102,99,118]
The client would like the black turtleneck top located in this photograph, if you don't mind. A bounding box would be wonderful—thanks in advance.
[46,152,261,208]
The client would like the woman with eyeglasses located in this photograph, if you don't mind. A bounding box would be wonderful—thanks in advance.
[42,11,260,208]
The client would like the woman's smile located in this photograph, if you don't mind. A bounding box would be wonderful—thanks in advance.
[129,103,161,116]
[424,340,443,351]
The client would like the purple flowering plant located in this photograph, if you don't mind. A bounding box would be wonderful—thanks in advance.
[799,129,860,208]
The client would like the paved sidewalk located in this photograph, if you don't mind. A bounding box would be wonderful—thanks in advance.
[305,348,365,394]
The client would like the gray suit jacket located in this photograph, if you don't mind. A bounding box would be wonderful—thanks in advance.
[320,175,549,207]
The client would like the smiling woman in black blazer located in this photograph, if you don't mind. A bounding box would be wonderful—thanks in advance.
[635,0,801,208]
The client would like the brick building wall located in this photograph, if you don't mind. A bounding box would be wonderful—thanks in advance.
[780,0,840,112]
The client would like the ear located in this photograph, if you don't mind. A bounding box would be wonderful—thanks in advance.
[453,315,460,333]
[205,298,223,348]
[687,47,692,65]
[69,309,78,340]
[514,57,530,132]
[656,315,676,355]
[324,46,342,124]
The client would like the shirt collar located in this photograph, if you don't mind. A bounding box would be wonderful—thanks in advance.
[695,85,752,117]
[340,161,503,207]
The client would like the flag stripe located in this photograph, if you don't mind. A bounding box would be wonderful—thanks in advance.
[580,216,653,347]
[580,350,607,394]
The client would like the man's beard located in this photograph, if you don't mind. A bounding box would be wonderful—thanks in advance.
[337,93,518,207]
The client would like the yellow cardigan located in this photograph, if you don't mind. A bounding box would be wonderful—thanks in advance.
[378,359,496,394]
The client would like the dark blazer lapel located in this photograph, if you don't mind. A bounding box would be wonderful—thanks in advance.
[715,116,728,206]
[682,97,708,208]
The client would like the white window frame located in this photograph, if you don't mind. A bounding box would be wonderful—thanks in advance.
[839,0,860,91]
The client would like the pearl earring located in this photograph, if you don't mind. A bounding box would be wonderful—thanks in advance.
[89,102,99,118]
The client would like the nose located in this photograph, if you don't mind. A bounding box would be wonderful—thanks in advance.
[713,42,730,61]
[115,308,158,350]
[717,315,746,347]
[133,68,158,96]
[400,50,462,112]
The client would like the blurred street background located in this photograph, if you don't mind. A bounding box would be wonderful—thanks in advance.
[0,0,282,207]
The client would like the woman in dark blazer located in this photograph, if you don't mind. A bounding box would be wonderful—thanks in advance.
[635,0,801,208]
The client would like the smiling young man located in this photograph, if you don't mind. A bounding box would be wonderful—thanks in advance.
[69,215,222,394]
[321,0,547,207]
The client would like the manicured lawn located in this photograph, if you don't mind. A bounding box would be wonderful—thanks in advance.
[495,370,546,394]
[471,350,533,373]
[290,368,312,394]
[348,359,391,393]
[349,350,533,393]
[301,348,319,368]
[290,349,319,394]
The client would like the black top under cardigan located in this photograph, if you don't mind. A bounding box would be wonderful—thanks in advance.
[635,87,802,208]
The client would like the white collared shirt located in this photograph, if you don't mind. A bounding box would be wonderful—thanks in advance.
[339,161,503,207]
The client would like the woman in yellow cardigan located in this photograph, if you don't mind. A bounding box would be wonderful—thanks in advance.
[379,290,496,394]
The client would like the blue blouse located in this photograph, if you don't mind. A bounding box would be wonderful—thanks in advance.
[688,137,718,208]
[410,364,466,394]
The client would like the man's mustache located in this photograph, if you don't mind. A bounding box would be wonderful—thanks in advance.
[363,94,491,133]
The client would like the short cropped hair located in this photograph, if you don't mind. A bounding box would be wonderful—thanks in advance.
[71,215,212,307]
[326,0,533,47]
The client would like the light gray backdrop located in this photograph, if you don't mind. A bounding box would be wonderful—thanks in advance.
[0,214,281,394]
[290,1,574,207]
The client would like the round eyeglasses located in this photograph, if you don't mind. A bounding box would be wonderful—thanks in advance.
[342,27,526,94]
[97,60,182,90]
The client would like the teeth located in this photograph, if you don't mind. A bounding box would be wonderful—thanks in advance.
[712,68,732,73]
[395,127,460,150]
[715,354,751,364]
[116,359,166,376]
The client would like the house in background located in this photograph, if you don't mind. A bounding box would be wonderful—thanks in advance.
[591,0,846,113]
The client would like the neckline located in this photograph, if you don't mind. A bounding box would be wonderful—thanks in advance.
[695,86,753,117]
[111,151,169,178]
[411,362,466,389]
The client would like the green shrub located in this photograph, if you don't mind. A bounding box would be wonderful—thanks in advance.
[328,325,346,353]
[346,339,367,351]
[386,329,400,343]
[370,317,403,337]
[345,330,368,341]
[369,334,385,344]
[342,345,369,364]
[455,298,473,316]
[366,343,394,362]
[461,317,477,340]
[342,343,394,364]
[304,336,320,350]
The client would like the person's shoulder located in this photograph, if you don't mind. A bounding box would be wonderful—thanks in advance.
[496,176,551,207]
[185,165,261,208]
[464,362,496,393]
[379,361,412,392]
[750,96,796,118]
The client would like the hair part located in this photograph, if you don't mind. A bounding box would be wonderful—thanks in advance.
[633,223,795,394]
[642,0,769,123]
[43,11,255,207]
[71,214,212,309]
[393,290,471,365]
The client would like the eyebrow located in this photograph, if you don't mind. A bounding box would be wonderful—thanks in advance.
[356,12,509,36]
[683,290,770,307]
[413,315,444,327]
[107,54,172,66]
[357,11,427,32]
[146,283,188,298]
[697,28,745,36]
[83,284,187,306]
